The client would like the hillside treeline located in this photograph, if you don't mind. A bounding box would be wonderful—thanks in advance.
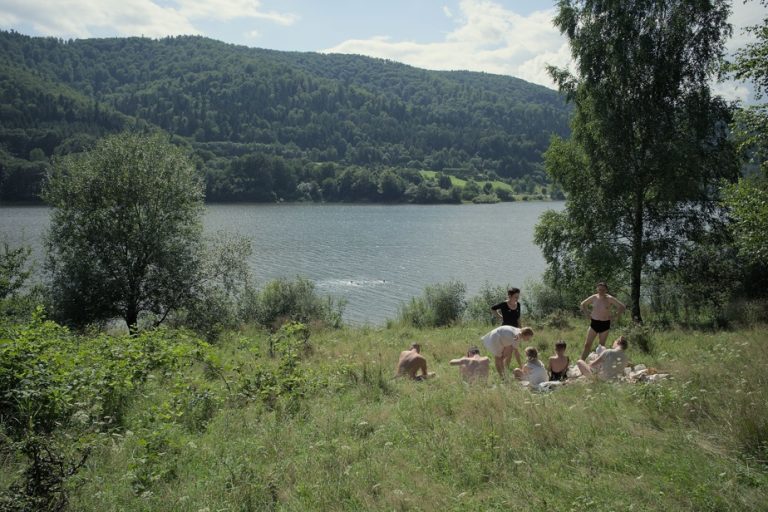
[0,30,570,203]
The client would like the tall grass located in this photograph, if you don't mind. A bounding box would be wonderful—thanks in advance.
[3,314,767,511]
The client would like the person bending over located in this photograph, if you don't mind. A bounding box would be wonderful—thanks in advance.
[481,325,533,379]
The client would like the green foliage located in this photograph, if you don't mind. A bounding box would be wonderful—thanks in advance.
[464,282,509,325]
[0,31,571,203]
[245,276,345,329]
[176,231,254,341]
[543,0,738,321]
[625,322,654,354]
[44,132,205,330]
[397,280,467,327]
[0,311,212,508]
[723,172,768,266]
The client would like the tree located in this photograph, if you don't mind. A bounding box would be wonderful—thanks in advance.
[44,132,205,331]
[723,0,768,266]
[537,0,738,321]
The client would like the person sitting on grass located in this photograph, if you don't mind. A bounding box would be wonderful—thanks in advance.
[576,335,628,381]
[395,343,434,381]
[548,340,570,382]
[481,325,534,379]
[449,346,490,384]
[513,346,548,386]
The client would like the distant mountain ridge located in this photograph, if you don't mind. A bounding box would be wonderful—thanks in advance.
[0,30,570,203]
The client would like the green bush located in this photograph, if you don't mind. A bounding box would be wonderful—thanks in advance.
[524,279,570,318]
[464,282,509,325]
[246,276,345,329]
[625,322,654,354]
[398,280,467,327]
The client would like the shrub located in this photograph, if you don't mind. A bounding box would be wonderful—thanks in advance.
[625,322,654,354]
[398,281,467,327]
[524,279,570,318]
[464,282,509,325]
[247,276,345,329]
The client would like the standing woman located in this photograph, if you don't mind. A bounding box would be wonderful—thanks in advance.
[490,287,522,327]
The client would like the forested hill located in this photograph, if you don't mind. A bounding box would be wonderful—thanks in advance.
[0,30,570,203]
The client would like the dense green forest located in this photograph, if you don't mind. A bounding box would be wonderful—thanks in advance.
[0,30,570,203]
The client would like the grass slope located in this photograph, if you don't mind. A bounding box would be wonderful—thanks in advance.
[48,321,767,511]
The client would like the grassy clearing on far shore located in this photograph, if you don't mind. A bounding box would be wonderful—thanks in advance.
[39,319,766,512]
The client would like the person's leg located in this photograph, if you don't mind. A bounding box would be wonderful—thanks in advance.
[597,329,610,350]
[417,358,428,379]
[494,356,506,378]
[576,360,592,377]
[581,327,597,361]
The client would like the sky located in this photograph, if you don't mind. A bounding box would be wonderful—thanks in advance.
[0,0,764,102]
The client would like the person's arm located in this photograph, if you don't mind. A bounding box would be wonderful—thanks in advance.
[449,358,467,366]
[490,302,504,321]
[580,296,593,318]
[512,347,522,368]
[609,296,626,318]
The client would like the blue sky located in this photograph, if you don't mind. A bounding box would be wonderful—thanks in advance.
[0,0,763,101]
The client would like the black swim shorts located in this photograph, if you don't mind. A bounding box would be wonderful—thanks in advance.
[590,318,611,334]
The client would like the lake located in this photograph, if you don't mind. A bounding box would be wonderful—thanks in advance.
[0,201,564,325]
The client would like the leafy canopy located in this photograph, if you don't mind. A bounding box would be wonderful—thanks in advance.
[43,132,205,330]
[537,0,738,320]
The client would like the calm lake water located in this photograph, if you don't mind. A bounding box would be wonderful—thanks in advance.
[0,202,564,325]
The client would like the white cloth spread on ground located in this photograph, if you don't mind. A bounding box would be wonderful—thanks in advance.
[598,348,627,380]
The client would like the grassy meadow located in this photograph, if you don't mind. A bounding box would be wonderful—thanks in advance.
[4,316,764,511]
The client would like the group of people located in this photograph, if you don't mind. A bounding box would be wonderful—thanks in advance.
[395,283,630,386]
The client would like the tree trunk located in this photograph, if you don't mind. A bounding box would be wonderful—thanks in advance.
[631,193,644,323]
[125,305,139,335]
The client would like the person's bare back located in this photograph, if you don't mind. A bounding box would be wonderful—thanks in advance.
[449,349,490,384]
[548,353,569,373]
[395,344,432,380]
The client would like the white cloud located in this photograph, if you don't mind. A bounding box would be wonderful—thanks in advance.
[442,5,453,18]
[175,0,297,25]
[324,0,763,103]
[0,0,296,39]
[323,0,568,89]
[245,29,260,40]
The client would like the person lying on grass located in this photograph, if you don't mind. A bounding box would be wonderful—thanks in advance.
[576,335,628,380]
[449,346,490,384]
[513,346,548,386]
[480,325,534,379]
[395,343,435,381]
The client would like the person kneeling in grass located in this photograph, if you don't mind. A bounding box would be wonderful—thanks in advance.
[513,346,548,386]
[449,346,490,384]
[576,335,628,380]
[395,343,435,381]
[481,325,533,379]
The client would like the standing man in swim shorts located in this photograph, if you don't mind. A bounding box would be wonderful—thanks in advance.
[579,282,626,361]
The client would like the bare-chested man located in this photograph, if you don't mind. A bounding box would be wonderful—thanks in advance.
[579,282,626,361]
[395,343,434,381]
[449,346,490,384]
